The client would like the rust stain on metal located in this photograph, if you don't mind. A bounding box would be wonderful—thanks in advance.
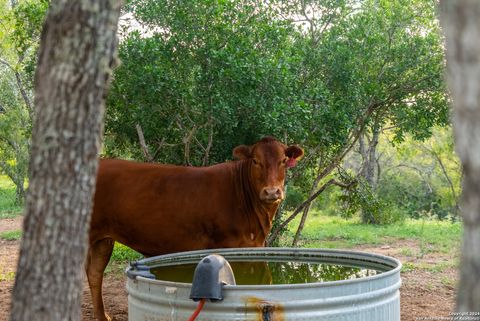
[246,297,284,321]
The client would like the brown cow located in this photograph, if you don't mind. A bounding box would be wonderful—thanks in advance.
[86,136,303,321]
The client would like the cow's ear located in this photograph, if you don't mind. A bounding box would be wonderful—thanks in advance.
[285,145,304,160]
[285,145,304,168]
[233,145,252,160]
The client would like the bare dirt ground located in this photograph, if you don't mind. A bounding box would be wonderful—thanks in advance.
[0,216,458,321]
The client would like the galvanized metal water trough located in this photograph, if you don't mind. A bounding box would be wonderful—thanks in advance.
[126,247,402,321]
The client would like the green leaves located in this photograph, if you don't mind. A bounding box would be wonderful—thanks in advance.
[10,0,48,57]
[105,0,450,224]
[0,0,45,205]
[107,0,305,164]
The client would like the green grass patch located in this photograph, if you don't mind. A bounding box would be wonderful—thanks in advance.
[401,262,416,273]
[301,239,357,249]
[0,175,23,218]
[0,271,15,281]
[399,247,415,257]
[110,242,142,263]
[283,211,462,254]
[0,230,22,241]
[106,242,143,274]
[400,259,458,274]
[441,276,456,288]
[422,259,459,273]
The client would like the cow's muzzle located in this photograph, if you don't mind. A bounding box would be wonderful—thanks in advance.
[260,187,284,203]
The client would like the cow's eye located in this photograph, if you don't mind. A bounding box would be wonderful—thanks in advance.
[252,159,263,167]
[282,158,288,164]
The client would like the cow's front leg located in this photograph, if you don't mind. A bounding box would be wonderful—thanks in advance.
[86,238,115,321]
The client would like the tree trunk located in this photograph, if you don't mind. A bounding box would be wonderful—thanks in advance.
[292,166,322,246]
[267,179,353,246]
[9,1,121,321]
[360,123,380,224]
[366,125,380,189]
[136,123,154,162]
[13,175,25,206]
[440,0,480,313]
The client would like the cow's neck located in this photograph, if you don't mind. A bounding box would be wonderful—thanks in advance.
[235,161,279,243]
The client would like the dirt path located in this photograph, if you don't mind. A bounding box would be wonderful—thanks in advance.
[0,217,458,321]
[359,243,458,320]
[0,217,22,234]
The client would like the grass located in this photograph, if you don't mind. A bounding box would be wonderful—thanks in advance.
[106,243,143,274]
[402,262,416,273]
[419,260,459,273]
[0,175,23,218]
[399,247,415,257]
[0,230,22,241]
[277,211,463,274]
[0,271,15,281]
[282,212,462,255]
[110,243,142,262]
[103,213,462,275]
[441,275,456,288]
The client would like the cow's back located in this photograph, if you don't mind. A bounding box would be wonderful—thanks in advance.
[91,159,244,256]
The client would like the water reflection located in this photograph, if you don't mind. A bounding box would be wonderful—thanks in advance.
[151,261,381,285]
[268,261,379,284]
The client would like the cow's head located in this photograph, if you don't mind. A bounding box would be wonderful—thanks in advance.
[233,137,304,204]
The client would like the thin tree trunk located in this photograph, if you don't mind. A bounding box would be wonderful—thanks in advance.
[13,64,34,121]
[366,125,380,189]
[267,179,353,245]
[9,1,122,321]
[13,175,25,206]
[441,0,480,313]
[202,122,214,166]
[268,103,377,243]
[136,123,153,162]
[292,162,323,246]
[361,124,380,224]
[358,133,367,176]
[426,146,460,216]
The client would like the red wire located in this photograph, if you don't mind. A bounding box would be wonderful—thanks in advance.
[187,299,206,321]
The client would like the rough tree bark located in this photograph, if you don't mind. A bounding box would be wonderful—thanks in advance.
[359,125,380,191]
[440,0,480,313]
[135,123,154,162]
[359,123,380,224]
[9,1,122,321]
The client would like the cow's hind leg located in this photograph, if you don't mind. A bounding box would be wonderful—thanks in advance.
[86,238,115,321]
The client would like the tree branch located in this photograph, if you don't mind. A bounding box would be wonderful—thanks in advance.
[202,122,214,166]
[420,143,459,213]
[135,123,153,162]
[0,58,34,119]
[267,179,354,245]
[0,58,14,70]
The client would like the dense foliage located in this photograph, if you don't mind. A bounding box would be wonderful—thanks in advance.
[0,0,48,204]
[107,0,309,164]
[105,0,450,229]
[317,127,460,222]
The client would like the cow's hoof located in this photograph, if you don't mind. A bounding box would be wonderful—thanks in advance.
[97,313,112,321]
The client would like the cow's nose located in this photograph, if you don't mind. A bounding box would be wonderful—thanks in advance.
[261,187,283,201]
